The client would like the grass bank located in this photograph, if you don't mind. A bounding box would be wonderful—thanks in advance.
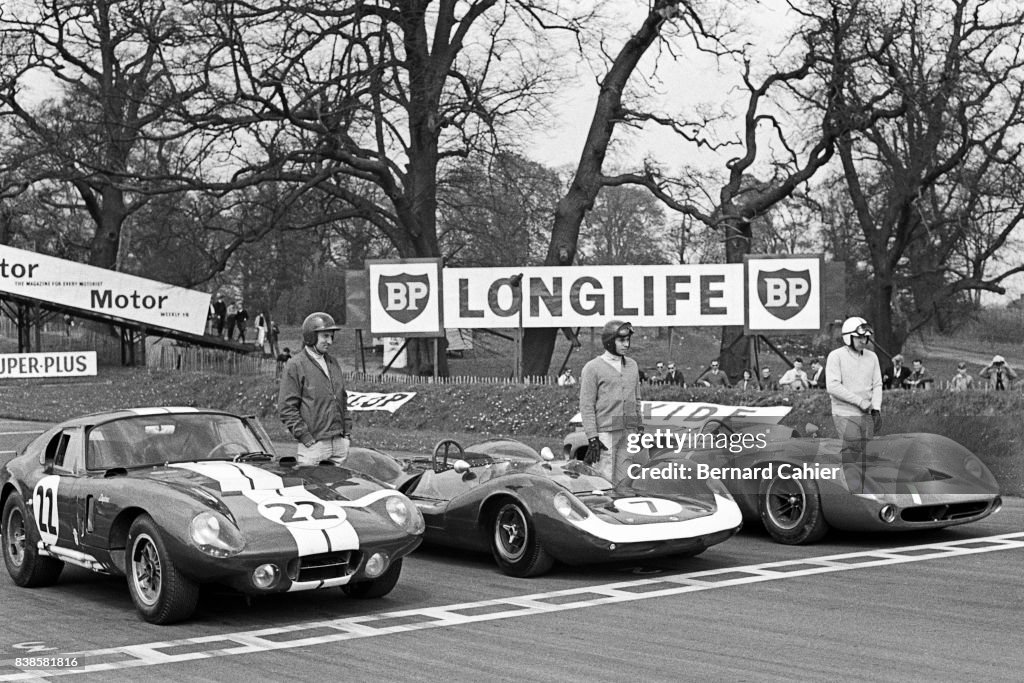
[0,368,1020,495]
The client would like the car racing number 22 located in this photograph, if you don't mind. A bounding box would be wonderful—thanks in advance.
[256,497,348,531]
[32,475,62,544]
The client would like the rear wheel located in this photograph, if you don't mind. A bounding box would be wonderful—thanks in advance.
[342,558,403,599]
[126,515,199,624]
[490,501,554,577]
[758,474,829,544]
[2,492,64,587]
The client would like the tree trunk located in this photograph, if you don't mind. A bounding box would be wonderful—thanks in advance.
[717,218,753,380]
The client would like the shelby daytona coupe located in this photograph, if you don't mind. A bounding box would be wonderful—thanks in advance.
[0,408,423,624]
[342,438,742,577]
[653,418,1002,544]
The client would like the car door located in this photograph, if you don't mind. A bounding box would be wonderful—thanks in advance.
[29,427,85,555]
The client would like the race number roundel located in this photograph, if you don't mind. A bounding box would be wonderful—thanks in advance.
[257,498,348,530]
[613,497,684,517]
[32,476,61,545]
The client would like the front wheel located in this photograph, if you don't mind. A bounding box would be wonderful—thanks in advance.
[126,515,199,624]
[342,558,403,599]
[2,492,64,587]
[758,474,829,544]
[489,501,554,577]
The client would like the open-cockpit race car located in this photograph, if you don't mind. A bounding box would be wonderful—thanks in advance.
[343,438,743,577]
[651,417,1002,544]
[0,407,423,624]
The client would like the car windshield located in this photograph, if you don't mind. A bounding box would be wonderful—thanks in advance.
[86,412,272,470]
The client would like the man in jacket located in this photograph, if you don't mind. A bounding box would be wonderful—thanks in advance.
[579,320,645,481]
[278,312,352,466]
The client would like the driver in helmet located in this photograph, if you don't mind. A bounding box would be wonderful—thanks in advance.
[578,320,646,481]
[825,316,883,491]
[278,312,352,466]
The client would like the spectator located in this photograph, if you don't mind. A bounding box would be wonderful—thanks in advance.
[882,353,911,390]
[902,359,933,390]
[235,302,249,343]
[254,311,269,350]
[225,301,238,341]
[278,314,351,466]
[949,362,973,392]
[778,357,811,391]
[557,367,577,386]
[980,355,1018,390]
[695,360,731,387]
[275,346,292,377]
[648,361,666,385]
[808,358,825,389]
[759,367,778,391]
[736,369,758,391]
[63,314,73,337]
[579,320,645,481]
[212,294,227,338]
[663,362,685,387]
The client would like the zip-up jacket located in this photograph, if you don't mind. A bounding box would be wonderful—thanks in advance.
[579,355,643,437]
[278,348,351,446]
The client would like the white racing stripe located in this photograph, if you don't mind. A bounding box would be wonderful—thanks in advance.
[169,462,359,557]
[1,532,1021,681]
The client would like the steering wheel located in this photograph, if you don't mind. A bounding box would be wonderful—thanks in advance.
[701,419,735,436]
[431,439,465,473]
[206,441,249,460]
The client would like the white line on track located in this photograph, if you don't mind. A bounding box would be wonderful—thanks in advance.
[0,432,42,436]
[2,531,1022,681]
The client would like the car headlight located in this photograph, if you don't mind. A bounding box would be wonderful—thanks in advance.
[385,495,424,535]
[963,455,984,480]
[553,492,590,521]
[704,477,735,500]
[189,511,245,557]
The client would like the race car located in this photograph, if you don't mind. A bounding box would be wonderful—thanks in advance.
[0,407,423,624]
[653,418,1003,544]
[345,438,743,577]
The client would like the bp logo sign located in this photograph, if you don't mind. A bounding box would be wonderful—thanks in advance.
[378,273,430,324]
[368,259,443,336]
[757,268,811,320]
[746,256,821,333]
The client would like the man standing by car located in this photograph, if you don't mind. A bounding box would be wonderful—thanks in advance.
[278,312,352,466]
[579,320,645,482]
[826,316,883,492]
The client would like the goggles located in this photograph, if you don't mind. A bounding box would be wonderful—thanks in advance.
[852,323,873,338]
[615,324,634,339]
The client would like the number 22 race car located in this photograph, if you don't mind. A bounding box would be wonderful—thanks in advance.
[1,407,424,624]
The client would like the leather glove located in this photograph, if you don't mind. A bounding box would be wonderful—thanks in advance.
[870,409,881,433]
[583,437,607,465]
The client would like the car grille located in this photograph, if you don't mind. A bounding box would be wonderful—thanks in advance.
[900,501,992,523]
[288,551,359,583]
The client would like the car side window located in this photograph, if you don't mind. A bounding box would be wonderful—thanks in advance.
[44,432,69,470]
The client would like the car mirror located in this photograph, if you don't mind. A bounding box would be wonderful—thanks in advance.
[805,423,819,437]
[539,446,555,461]
[452,459,472,473]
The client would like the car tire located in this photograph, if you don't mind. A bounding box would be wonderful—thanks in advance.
[342,558,403,599]
[758,473,829,544]
[126,514,199,624]
[489,501,554,577]
[2,492,64,587]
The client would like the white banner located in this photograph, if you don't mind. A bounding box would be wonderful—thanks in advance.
[347,390,416,413]
[0,245,210,335]
[570,401,791,426]
[0,351,97,378]
[443,265,746,328]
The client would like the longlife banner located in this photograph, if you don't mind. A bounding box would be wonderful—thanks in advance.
[0,245,211,336]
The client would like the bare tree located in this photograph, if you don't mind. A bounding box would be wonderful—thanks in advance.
[828,0,1024,353]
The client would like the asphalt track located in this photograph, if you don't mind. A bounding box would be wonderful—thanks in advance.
[1,420,1021,682]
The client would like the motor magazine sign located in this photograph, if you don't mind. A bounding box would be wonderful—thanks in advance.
[367,259,443,336]
[0,351,97,378]
[443,264,746,328]
[0,244,210,336]
[745,254,823,333]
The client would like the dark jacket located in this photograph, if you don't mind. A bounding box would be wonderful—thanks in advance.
[882,364,911,390]
[278,348,351,446]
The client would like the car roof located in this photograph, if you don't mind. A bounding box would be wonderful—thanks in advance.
[58,406,228,428]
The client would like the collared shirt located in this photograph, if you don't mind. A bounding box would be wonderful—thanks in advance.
[600,350,624,372]
[305,346,330,377]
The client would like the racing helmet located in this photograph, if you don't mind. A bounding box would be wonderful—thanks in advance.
[601,320,634,355]
[841,316,873,347]
[301,312,341,346]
